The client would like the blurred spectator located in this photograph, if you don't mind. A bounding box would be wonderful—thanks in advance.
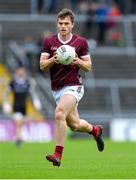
[22,36,40,73]
[22,36,39,56]
[107,0,121,28]
[78,0,88,14]
[106,1,123,46]
[82,0,110,45]
[3,66,41,147]
[82,1,97,38]
[96,0,109,45]
[37,0,57,14]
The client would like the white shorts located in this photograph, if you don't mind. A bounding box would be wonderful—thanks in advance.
[52,85,84,104]
[13,112,24,121]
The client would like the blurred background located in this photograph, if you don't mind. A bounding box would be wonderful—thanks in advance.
[0,0,136,143]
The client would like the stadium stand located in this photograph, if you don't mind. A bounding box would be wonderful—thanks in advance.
[0,0,136,125]
[0,0,30,14]
[92,55,136,79]
[0,0,69,14]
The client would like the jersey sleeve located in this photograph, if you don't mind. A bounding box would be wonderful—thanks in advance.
[42,37,50,54]
[79,38,90,57]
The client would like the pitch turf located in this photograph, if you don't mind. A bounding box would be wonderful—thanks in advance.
[0,139,136,179]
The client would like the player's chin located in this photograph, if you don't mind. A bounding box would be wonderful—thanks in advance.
[60,31,67,35]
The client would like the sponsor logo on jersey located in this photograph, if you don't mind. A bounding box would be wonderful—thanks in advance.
[51,46,58,51]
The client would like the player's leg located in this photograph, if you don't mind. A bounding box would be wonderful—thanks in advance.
[15,119,22,140]
[66,105,92,132]
[66,105,104,152]
[46,94,77,166]
[13,112,24,147]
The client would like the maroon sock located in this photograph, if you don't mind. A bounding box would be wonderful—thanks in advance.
[89,125,97,136]
[54,145,64,160]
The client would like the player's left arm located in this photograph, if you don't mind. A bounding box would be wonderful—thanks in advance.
[72,38,92,72]
[73,54,92,72]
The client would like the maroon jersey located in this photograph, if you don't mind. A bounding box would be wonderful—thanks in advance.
[42,34,89,90]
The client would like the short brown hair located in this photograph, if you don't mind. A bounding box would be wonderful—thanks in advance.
[57,8,75,24]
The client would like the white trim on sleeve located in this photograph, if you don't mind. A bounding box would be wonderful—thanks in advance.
[41,52,50,58]
[80,54,90,59]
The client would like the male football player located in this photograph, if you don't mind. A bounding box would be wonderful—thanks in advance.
[40,8,104,167]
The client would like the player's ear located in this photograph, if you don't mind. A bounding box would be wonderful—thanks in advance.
[72,22,75,28]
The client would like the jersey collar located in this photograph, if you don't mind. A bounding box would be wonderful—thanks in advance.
[58,33,73,44]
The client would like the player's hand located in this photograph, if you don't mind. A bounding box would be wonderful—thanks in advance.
[3,102,11,114]
[53,52,60,64]
[71,54,80,65]
[33,98,42,111]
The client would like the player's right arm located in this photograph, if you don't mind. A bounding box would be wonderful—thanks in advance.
[40,53,56,71]
[2,83,12,114]
[40,37,59,71]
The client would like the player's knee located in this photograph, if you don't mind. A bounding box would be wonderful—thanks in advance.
[69,123,80,132]
[55,110,63,121]
[55,108,65,121]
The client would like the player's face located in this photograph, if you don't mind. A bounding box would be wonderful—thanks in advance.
[57,16,74,36]
[16,68,26,78]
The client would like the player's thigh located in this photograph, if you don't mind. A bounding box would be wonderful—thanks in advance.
[66,106,80,128]
[55,94,77,115]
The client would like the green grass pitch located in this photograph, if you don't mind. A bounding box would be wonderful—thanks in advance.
[0,139,136,179]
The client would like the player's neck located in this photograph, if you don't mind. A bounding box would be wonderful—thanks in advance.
[58,33,73,44]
